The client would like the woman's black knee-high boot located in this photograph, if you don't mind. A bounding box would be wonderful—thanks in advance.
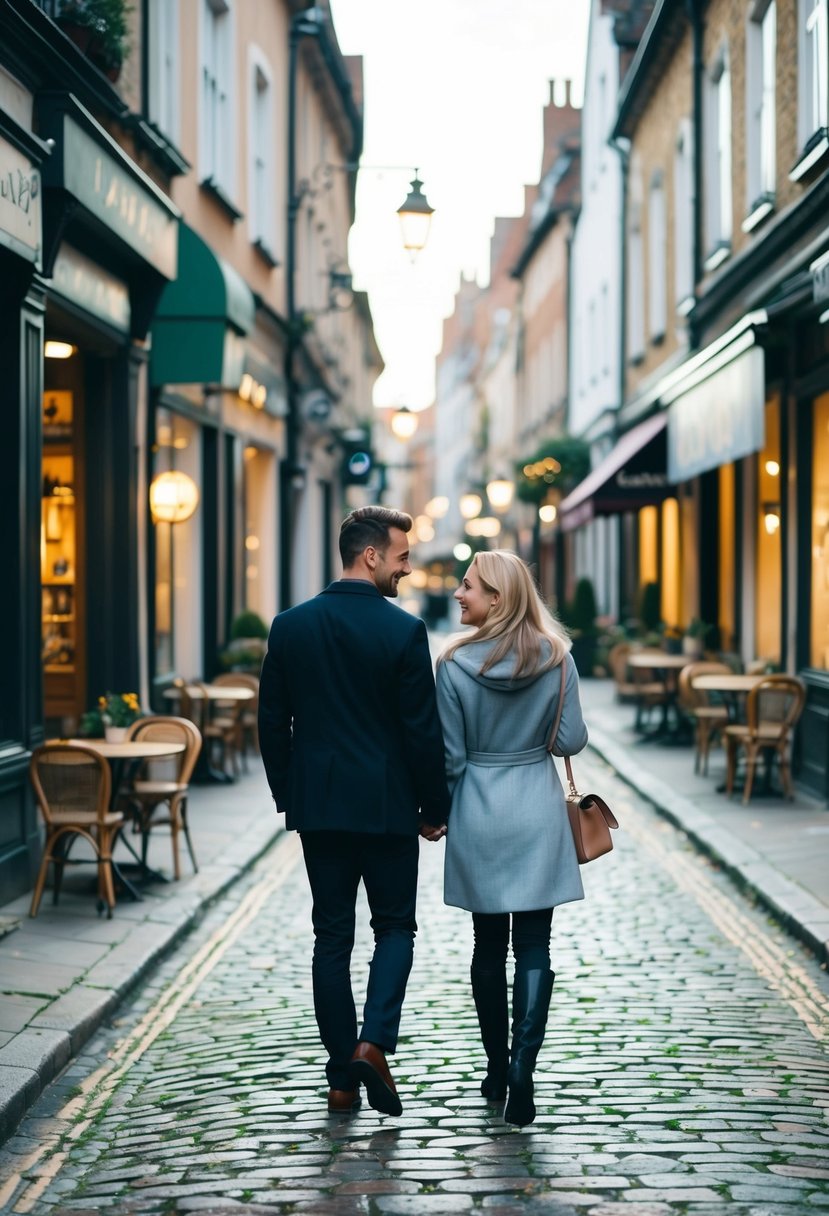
[504,968,554,1126]
[470,966,509,1101]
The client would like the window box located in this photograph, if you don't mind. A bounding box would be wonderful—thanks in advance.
[201,176,242,222]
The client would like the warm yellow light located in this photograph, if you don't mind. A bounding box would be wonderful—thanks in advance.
[444,575,458,589]
[390,406,418,440]
[539,504,558,523]
[245,534,260,551]
[239,373,254,402]
[486,475,515,512]
[427,574,444,590]
[408,569,428,589]
[764,509,781,536]
[765,460,780,476]
[453,542,472,561]
[459,492,482,520]
[466,516,501,538]
[252,384,267,409]
[425,496,449,519]
[149,471,200,524]
[244,445,259,461]
[44,341,76,360]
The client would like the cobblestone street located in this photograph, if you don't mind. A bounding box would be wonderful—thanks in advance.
[2,749,828,1216]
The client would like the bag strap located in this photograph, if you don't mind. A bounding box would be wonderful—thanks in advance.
[548,662,580,798]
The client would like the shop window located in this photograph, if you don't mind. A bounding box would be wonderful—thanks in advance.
[200,0,234,198]
[647,171,667,342]
[810,392,829,669]
[718,463,736,652]
[249,49,276,262]
[41,381,80,729]
[755,394,781,664]
[148,0,180,144]
[745,0,776,230]
[704,46,733,270]
[153,411,203,679]
[660,497,681,626]
[639,505,659,587]
[243,444,277,620]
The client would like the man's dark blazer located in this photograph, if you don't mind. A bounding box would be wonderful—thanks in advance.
[258,580,451,835]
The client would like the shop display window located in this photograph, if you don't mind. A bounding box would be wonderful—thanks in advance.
[810,392,829,669]
[755,393,781,664]
[41,383,80,724]
[153,409,202,679]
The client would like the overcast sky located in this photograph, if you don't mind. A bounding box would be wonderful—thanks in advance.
[328,0,590,410]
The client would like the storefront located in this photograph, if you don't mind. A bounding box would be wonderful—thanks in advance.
[37,92,178,732]
[0,81,49,901]
[149,224,285,697]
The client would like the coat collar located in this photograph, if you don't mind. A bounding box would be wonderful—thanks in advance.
[322,579,383,598]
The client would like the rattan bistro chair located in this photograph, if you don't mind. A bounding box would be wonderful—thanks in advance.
[123,716,202,879]
[678,661,731,775]
[724,675,806,804]
[211,672,260,766]
[29,744,123,918]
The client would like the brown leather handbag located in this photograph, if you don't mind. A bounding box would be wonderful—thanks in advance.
[548,661,618,864]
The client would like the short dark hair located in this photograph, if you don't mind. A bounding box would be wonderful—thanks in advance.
[339,505,413,568]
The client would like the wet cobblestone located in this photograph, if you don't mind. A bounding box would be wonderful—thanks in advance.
[2,750,828,1215]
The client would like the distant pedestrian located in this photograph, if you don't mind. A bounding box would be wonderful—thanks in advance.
[258,505,451,1117]
[433,550,588,1126]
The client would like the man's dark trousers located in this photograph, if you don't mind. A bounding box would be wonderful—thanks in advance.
[300,830,419,1091]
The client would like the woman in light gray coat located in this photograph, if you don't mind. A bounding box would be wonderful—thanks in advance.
[432,550,588,1126]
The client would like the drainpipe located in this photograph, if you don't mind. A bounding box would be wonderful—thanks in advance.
[608,133,630,620]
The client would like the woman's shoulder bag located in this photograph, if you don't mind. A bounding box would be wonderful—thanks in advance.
[548,660,618,863]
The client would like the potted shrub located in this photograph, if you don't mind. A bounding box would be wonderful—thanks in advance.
[80,691,142,741]
[566,577,598,677]
[56,0,132,80]
[219,610,269,673]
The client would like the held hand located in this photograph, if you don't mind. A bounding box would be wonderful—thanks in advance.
[419,822,447,842]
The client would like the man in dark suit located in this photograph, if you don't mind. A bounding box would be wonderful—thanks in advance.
[259,505,450,1117]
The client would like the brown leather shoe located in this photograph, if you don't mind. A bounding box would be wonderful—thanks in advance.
[349,1041,402,1116]
[327,1087,361,1114]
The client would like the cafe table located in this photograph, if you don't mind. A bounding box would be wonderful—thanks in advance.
[162,684,255,782]
[690,673,764,721]
[626,652,691,738]
[64,738,186,892]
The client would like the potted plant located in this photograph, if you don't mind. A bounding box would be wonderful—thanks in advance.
[218,611,269,673]
[565,577,598,676]
[56,0,132,80]
[96,691,142,741]
[682,618,707,659]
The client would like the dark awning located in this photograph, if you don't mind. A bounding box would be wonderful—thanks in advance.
[558,412,672,532]
[150,223,255,387]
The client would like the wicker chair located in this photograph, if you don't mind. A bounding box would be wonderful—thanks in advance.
[29,744,123,918]
[123,716,202,879]
[724,675,806,803]
[211,672,260,768]
[677,661,731,775]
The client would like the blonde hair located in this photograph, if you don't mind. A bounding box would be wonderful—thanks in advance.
[440,550,571,677]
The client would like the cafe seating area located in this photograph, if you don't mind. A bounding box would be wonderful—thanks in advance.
[611,643,807,804]
[31,673,261,915]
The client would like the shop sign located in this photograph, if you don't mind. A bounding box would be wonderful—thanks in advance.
[63,118,176,279]
[668,345,765,482]
[51,245,130,334]
[0,137,41,266]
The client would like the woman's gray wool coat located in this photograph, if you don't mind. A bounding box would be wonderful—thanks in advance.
[436,640,589,914]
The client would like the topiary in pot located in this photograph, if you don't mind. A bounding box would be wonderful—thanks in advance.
[230,610,269,640]
[566,578,598,677]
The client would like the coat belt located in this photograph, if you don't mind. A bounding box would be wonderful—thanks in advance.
[466,745,549,767]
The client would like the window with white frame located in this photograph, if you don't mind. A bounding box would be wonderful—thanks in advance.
[798,0,828,151]
[249,50,276,258]
[200,0,234,195]
[148,0,180,143]
[628,165,646,362]
[648,171,667,341]
[704,46,732,268]
[674,119,694,307]
[746,0,776,223]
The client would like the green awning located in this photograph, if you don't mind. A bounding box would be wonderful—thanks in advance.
[150,224,255,387]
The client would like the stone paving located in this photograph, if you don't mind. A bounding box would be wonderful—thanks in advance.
[1,750,828,1216]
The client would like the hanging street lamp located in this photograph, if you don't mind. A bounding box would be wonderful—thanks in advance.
[397,172,435,254]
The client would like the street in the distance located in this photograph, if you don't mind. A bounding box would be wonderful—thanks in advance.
[2,746,828,1216]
